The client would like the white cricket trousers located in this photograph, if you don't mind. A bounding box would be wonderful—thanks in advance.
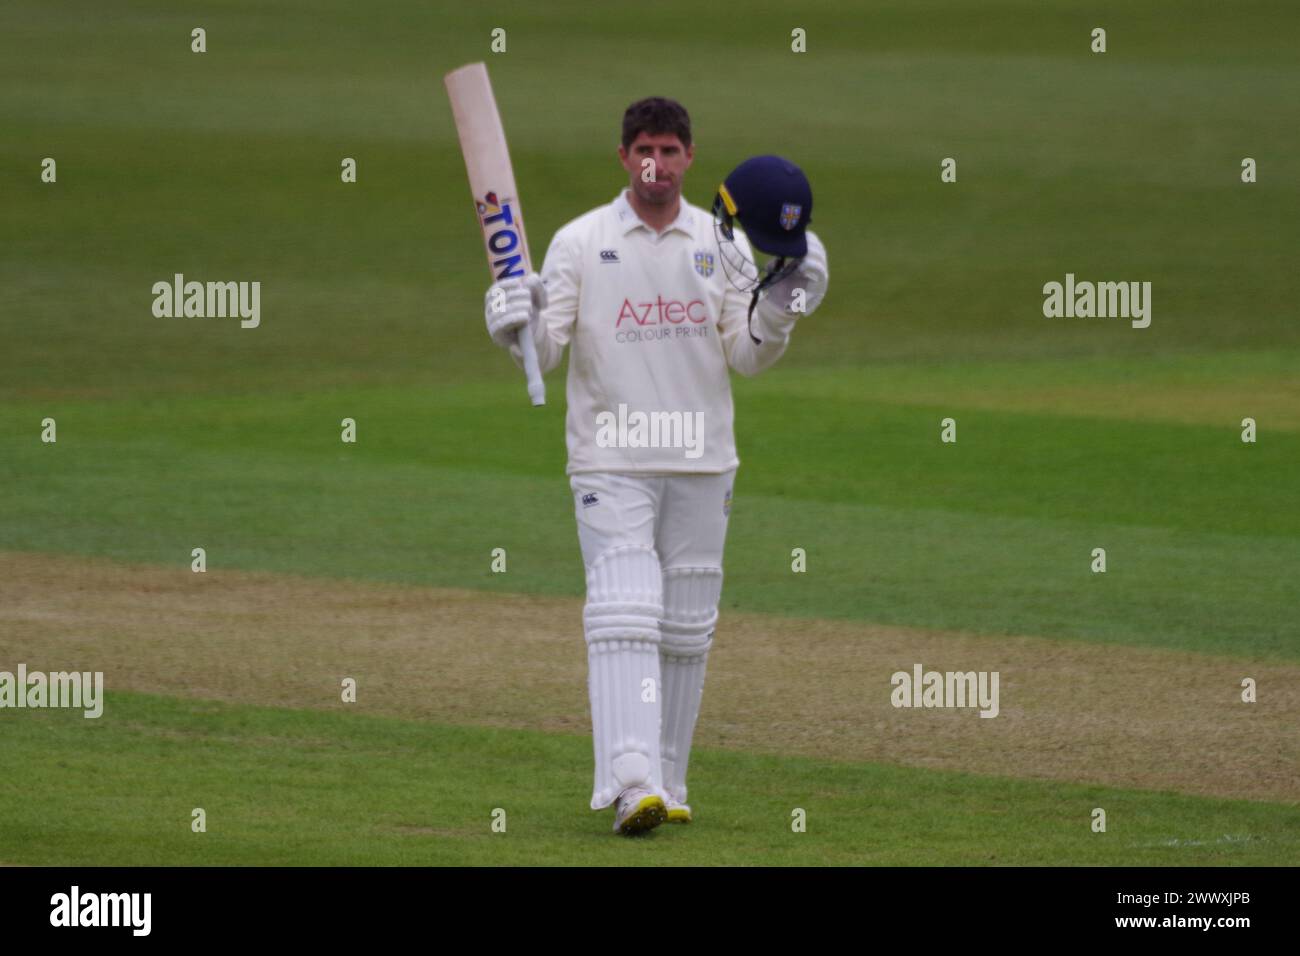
[568,469,735,809]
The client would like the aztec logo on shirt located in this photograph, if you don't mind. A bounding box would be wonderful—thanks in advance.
[615,296,708,326]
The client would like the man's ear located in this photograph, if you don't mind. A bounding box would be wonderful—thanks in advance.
[685,143,695,168]
[617,144,630,169]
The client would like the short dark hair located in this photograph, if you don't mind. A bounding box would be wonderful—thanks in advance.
[621,97,692,149]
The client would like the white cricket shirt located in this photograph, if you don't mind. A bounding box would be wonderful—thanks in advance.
[515,189,798,475]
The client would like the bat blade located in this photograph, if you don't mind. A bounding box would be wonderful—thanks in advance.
[444,62,545,406]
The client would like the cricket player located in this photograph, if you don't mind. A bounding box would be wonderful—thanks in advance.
[483,97,828,833]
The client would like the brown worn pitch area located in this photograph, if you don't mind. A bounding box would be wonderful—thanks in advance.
[2,551,1296,804]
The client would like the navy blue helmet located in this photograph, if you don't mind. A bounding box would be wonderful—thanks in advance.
[713,154,813,258]
[711,156,813,337]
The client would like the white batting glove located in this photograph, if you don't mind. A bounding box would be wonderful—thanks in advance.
[759,230,828,318]
[750,230,828,346]
[484,273,547,351]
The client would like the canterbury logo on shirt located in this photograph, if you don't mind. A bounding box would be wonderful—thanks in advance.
[616,296,708,326]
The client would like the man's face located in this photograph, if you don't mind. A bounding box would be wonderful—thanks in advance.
[618,131,694,206]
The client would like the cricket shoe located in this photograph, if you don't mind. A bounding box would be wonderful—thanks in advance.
[612,785,667,835]
[664,796,692,824]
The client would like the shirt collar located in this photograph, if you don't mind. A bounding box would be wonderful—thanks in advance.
[612,189,694,237]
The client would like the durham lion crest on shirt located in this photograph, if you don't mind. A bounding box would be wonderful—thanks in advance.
[693,250,714,277]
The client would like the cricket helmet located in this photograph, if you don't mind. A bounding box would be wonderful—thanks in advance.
[711,155,812,295]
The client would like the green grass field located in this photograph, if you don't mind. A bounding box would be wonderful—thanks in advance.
[2,0,1298,864]
[6,692,1297,865]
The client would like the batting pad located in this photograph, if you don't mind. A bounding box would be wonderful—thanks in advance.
[583,545,665,809]
[658,566,722,804]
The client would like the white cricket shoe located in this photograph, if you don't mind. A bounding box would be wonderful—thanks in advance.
[612,785,667,835]
[664,795,692,824]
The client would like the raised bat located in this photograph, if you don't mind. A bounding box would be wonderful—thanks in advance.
[444,61,545,406]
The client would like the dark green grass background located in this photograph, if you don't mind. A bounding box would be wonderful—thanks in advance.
[1,1,1297,863]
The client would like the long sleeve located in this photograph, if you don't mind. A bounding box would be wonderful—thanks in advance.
[509,229,580,374]
[716,232,797,378]
[718,229,828,377]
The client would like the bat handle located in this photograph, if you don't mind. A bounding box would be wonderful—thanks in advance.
[517,325,546,406]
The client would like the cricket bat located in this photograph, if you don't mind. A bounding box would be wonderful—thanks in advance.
[444,62,545,406]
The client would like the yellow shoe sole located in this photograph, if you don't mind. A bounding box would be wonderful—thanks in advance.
[617,795,667,835]
[666,806,692,824]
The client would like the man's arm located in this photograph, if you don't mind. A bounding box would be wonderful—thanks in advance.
[717,230,828,377]
[508,230,580,374]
